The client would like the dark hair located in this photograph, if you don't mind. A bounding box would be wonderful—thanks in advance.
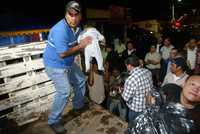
[126,41,135,47]
[164,37,171,42]
[172,57,188,71]
[171,48,178,51]
[160,83,182,103]
[125,56,139,67]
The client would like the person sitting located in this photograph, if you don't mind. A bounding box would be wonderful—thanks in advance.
[162,57,189,87]
[126,75,200,134]
[121,41,137,71]
[105,45,120,72]
[114,38,126,57]
[161,75,200,133]
[107,68,128,121]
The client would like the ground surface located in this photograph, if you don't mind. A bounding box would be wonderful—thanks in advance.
[20,104,128,134]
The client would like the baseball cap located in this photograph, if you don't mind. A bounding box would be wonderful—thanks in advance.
[172,57,188,71]
[66,1,81,13]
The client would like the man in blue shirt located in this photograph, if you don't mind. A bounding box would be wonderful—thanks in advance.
[43,1,91,133]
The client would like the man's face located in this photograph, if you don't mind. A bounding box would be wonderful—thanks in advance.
[182,76,200,104]
[112,69,120,78]
[170,63,178,73]
[150,47,156,53]
[164,38,171,46]
[126,64,133,72]
[188,39,197,49]
[170,49,178,59]
[127,43,134,50]
[66,9,81,28]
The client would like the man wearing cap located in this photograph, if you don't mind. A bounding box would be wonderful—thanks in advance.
[43,1,91,133]
[162,57,189,87]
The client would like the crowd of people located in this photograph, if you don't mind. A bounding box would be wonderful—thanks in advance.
[43,1,200,134]
[97,36,200,133]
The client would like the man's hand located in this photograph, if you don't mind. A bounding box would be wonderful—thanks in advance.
[79,36,92,49]
[60,36,92,58]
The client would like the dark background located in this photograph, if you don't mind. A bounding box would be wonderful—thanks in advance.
[0,0,199,31]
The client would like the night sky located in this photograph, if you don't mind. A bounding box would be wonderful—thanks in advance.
[0,0,199,31]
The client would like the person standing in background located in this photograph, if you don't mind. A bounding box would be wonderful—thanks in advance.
[160,37,174,82]
[145,45,161,87]
[184,38,198,74]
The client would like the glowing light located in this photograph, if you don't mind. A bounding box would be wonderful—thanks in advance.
[175,22,181,27]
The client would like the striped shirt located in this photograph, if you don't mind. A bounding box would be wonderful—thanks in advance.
[122,67,153,112]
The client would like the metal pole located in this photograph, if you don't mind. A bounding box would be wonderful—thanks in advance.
[172,0,175,21]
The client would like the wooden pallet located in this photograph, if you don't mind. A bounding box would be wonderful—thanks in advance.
[8,93,54,126]
[0,41,56,125]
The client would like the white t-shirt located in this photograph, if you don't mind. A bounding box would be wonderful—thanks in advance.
[187,47,197,70]
[160,45,174,60]
[162,72,189,87]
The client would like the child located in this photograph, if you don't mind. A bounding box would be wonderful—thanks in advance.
[78,27,105,72]
[108,68,128,121]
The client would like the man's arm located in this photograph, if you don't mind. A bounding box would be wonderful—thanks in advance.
[122,80,135,102]
[144,53,149,64]
[59,36,91,59]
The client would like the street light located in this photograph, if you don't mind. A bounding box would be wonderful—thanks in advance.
[171,0,182,21]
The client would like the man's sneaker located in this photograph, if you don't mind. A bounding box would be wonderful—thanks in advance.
[49,122,67,134]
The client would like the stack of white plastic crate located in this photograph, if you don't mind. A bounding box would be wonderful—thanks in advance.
[0,41,55,126]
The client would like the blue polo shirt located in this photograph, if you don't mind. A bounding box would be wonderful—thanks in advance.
[43,19,81,68]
